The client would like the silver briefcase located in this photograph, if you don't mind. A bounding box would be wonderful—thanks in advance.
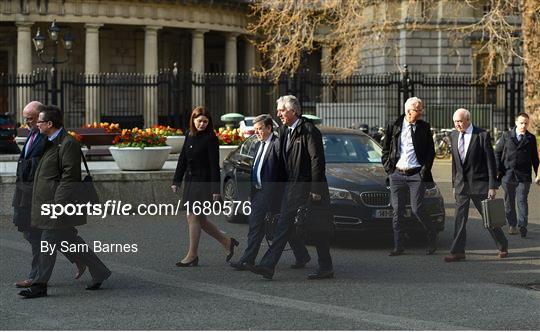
[481,198,506,229]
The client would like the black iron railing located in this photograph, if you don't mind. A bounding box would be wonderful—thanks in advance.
[0,68,524,131]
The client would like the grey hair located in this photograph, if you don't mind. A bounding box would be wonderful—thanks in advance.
[404,97,423,113]
[276,95,301,116]
[253,114,274,129]
[453,108,471,120]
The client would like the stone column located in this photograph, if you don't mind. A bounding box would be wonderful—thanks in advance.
[225,33,238,114]
[321,43,332,104]
[144,26,161,127]
[84,23,103,125]
[191,29,207,108]
[16,22,34,123]
[244,38,259,115]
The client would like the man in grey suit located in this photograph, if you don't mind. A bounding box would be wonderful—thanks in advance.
[445,108,508,262]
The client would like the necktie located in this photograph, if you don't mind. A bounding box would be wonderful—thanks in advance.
[25,131,36,158]
[518,134,523,142]
[252,141,265,185]
[458,132,466,163]
[286,128,293,151]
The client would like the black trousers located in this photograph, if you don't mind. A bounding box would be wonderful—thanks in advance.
[23,228,77,280]
[240,190,309,265]
[389,171,436,249]
[450,194,508,254]
[259,209,332,272]
[32,227,110,286]
[239,189,270,264]
[15,208,76,280]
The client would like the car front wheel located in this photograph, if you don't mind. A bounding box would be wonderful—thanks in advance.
[223,178,245,223]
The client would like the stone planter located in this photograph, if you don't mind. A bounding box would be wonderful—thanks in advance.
[109,146,172,171]
[165,135,185,154]
[219,145,238,168]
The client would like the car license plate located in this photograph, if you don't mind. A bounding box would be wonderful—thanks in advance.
[375,209,393,218]
[375,209,411,219]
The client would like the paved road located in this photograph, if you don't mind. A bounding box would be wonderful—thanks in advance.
[1,162,539,330]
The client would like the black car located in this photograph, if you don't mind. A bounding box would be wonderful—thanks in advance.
[0,113,20,154]
[220,126,445,236]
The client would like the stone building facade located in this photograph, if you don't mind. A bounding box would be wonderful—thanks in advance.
[0,0,521,128]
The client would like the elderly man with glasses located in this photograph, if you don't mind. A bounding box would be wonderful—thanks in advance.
[382,97,438,256]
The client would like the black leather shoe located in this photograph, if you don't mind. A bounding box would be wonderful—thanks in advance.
[290,255,311,269]
[176,256,199,267]
[226,238,239,262]
[230,261,248,271]
[307,269,334,280]
[86,281,103,290]
[246,263,274,280]
[86,269,112,290]
[520,227,527,238]
[388,248,404,256]
[18,285,47,298]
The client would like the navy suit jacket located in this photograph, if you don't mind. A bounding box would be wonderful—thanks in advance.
[251,133,285,213]
[12,131,46,230]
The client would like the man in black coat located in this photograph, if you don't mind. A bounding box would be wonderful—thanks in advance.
[12,101,84,289]
[381,97,438,256]
[495,112,539,238]
[445,108,508,262]
[230,114,302,270]
[247,95,333,280]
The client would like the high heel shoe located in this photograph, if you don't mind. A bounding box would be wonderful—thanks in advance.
[226,238,239,262]
[175,257,199,267]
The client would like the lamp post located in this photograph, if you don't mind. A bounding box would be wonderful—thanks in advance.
[32,20,74,106]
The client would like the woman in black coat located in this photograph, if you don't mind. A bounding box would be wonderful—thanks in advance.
[171,106,238,266]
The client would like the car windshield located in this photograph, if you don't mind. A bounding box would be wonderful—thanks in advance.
[323,134,382,163]
[244,119,253,126]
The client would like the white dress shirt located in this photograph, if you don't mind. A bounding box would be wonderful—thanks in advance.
[254,133,273,187]
[515,128,524,142]
[396,119,421,170]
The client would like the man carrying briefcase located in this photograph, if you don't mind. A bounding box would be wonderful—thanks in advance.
[445,108,508,262]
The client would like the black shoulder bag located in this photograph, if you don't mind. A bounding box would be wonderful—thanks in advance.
[58,139,100,205]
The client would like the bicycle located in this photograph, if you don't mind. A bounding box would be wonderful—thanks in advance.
[433,128,453,159]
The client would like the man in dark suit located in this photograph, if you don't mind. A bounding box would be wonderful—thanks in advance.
[229,114,286,270]
[18,106,111,299]
[445,108,508,262]
[495,112,539,238]
[247,95,333,280]
[381,97,438,256]
[12,101,84,289]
